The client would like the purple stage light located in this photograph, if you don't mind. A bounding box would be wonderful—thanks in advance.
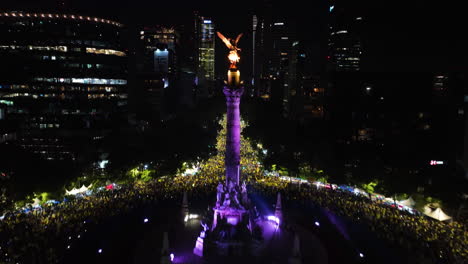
[267,215,280,225]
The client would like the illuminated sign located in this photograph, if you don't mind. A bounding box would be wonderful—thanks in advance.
[274,22,284,26]
[203,20,212,24]
[429,160,444,165]
[329,5,334,12]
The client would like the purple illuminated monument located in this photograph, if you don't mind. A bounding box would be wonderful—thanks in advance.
[193,32,254,260]
[223,84,243,187]
[192,32,291,263]
[217,30,244,187]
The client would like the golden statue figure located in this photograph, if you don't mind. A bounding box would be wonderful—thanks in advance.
[217,32,243,70]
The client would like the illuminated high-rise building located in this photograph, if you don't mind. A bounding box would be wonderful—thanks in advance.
[252,13,270,98]
[194,13,215,97]
[138,26,179,120]
[252,3,325,121]
[270,20,295,77]
[328,2,363,71]
[140,26,178,75]
[0,11,127,160]
[252,12,296,102]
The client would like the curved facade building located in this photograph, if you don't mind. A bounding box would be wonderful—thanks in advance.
[0,11,127,160]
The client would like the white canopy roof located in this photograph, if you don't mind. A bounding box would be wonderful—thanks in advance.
[32,198,41,208]
[66,184,92,195]
[399,197,416,207]
[423,205,452,221]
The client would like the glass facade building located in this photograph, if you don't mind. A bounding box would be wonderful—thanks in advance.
[0,11,127,160]
[195,15,215,81]
[328,4,362,71]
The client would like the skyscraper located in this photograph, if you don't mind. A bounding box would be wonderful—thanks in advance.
[0,11,127,160]
[328,2,362,71]
[137,26,179,121]
[140,26,178,75]
[194,13,215,97]
[269,20,295,78]
[252,13,296,103]
[283,41,325,121]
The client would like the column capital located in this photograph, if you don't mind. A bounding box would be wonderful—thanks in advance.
[223,86,244,103]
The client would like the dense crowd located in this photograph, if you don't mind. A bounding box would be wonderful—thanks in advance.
[1,116,466,263]
[0,178,215,264]
[252,177,468,264]
[1,174,466,264]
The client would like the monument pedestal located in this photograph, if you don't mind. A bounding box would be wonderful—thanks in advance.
[213,207,248,227]
[193,180,252,259]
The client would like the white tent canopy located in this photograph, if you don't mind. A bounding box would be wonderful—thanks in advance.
[32,198,41,208]
[399,197,416,207]
[66,184,92,195]
[423,205,452,221]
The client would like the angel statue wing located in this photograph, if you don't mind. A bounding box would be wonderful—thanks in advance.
[217,32,233,50]
[234,33,243,46]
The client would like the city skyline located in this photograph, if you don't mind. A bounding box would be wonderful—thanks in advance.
[1,0,462,72]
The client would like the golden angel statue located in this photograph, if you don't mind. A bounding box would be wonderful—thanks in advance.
[217,32,243,69]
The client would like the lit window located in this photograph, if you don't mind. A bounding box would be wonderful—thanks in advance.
[33,77,127,85]
[86,48,126,57]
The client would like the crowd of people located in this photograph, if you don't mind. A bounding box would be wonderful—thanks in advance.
[0,177,214,264]
[0,121,258,263]
[252,177,468,264]
[1,173,466,264]
[1,117,466,263]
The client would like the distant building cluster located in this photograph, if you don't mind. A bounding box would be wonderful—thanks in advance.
[0,4,465,191]
[0,9,221,161]
[250,6,325,122]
